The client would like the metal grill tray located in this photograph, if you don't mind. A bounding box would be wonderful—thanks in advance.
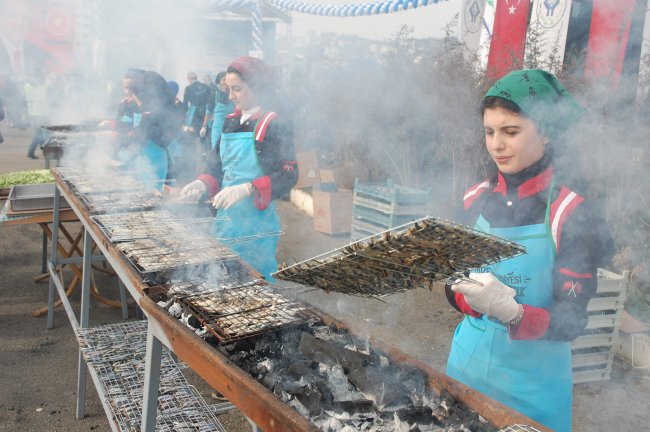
[149,282,319,344]
[273,217,526,297]
[75,321,226,432]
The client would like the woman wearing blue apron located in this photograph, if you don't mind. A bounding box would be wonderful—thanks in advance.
[119,71,174,191]
[211,71,235,151]
[445,70,612,432]
[180,57,298,281]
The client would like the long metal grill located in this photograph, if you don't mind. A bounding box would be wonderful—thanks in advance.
[76,321,228,432]
[152,277,319,344]
[93,210,221,243]
[55,167,162,214]
[115,233,238,275]
[273,217,526,297]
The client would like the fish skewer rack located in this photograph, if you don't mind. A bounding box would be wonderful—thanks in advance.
[76,320,230,431]
[351,178,431,240]
[571,268,629,384]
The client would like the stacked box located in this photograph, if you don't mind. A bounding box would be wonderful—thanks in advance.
[571,268,628,384]
[351,179,430,240]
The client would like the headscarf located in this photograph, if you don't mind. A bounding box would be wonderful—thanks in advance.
[484,69,586,140]
[130,71,171,110]
[227,56,275,91]
[124,68,146,80]
[166,80,179,98]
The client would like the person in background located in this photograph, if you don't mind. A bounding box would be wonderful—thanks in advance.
[210,71,234,150]
[24,69,49,159]
[113,68,145,152]
[121,70,175,190]
[199,73,217,150]
[180,56,298,280]
[182,71,211,159]
[445,69,613,432]
[165,80,187,183]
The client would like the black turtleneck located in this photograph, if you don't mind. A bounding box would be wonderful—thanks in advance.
[479,154,554,228]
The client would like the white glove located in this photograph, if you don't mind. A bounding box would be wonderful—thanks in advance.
[199,126,207,138]
[212,183,253,209]
[180,179,208,202]
[451,272,520,323]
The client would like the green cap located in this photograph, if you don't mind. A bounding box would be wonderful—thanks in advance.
[484,69,585,140]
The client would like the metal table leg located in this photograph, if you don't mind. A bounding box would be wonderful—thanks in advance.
[76,228,93,419]
[47,187,62,330]
[141,326,162,432]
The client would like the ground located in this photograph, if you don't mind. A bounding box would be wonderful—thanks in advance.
[0,126,648,431]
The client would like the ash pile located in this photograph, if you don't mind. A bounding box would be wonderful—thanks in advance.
[216,324,496,432]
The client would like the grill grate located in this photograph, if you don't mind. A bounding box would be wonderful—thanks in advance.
[153,279,319,343]
[93,210,224,243]
[273,217,526,297]
[76,320,228,432]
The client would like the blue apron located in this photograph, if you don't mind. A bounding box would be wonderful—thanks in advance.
[211,101,234,150]
[447,181,572,432]
[210,120,280,281]
[117,112,168,191]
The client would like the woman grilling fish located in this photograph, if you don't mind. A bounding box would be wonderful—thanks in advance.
[180,56,298,280]
[445,69,612,432]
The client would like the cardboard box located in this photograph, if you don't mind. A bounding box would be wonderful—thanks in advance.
[313,190,353,235]
[295,150,320,189]
[319,162,365,190]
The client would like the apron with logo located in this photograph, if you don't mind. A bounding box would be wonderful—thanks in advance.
[447,181,572,432]
[210,116,280,281]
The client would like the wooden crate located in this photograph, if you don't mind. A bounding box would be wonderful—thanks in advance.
[571,269,628,384]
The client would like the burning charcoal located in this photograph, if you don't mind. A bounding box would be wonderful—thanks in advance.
[287,360,316,380]
[330,398,374,414]
[287,397,310,418]
[394,406,439,428]
[316,416,343,432]
[299,332,368,374]
[261,371,281,389]
[348,367,412,410]
[293,384,323,416]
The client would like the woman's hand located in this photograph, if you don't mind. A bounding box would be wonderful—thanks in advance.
[180,180,207,202]
[212,183,252,209]
[452,273,520,323]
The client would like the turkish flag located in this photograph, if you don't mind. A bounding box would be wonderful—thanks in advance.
[486,0,532,80]
[584,0,636,87]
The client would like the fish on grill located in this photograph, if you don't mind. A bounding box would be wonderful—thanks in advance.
[273,217,526,297]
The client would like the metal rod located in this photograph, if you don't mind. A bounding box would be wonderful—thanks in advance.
[141,326,162,432]
[76,228,93,418]
[47,187,62,329]
[119,280,129,320]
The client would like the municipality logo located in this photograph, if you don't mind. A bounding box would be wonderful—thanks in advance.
[464,0,484,34]
[536,0,568,28]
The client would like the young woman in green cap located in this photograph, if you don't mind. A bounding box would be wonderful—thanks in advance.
[445,69,612,432]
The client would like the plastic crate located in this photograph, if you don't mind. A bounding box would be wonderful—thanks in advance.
[353,178,430,214]
[352,205,424,230]
[571,269,628,384]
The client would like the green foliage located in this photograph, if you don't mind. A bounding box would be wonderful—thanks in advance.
[0,170,54,188]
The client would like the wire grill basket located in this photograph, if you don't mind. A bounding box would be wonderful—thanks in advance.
[273,217,526,297]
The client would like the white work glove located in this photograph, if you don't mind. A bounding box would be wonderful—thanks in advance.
[212,183,253,209]
[180,179,208,202]
[199,126,207,138]
[451,272,520,323]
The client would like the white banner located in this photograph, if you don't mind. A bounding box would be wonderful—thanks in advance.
[461,0,487,52]
[476,0,496,68]
[526,0,573,68]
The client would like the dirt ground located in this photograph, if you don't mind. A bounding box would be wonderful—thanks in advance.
[1,126,649,432]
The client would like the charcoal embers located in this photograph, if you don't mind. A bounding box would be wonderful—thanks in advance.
[218,324,496,432]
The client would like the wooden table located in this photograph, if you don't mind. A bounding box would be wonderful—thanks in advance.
[1,200,126,318]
